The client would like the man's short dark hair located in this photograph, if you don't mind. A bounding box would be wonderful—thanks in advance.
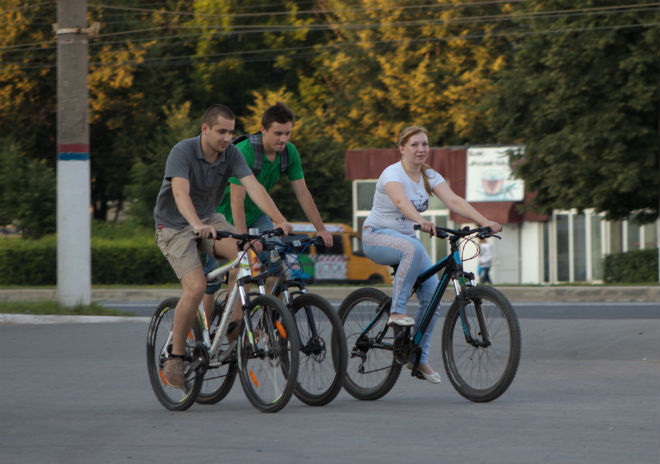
[202,104,234,127]
[261,102,295,130]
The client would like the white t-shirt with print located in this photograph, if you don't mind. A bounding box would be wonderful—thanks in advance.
[363,161,445,236]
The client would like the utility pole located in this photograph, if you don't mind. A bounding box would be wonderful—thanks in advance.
[56,0,90,306]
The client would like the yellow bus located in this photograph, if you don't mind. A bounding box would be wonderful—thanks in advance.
[285,222,392,284]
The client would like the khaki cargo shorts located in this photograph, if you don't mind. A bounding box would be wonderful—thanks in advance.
[156,213,236,280]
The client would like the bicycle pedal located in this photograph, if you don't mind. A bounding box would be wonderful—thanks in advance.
[411,369,425,380]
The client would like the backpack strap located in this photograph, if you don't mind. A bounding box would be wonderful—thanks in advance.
[233,132,289,176]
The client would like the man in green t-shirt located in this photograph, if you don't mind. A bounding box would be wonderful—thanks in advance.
[202,102,333,309]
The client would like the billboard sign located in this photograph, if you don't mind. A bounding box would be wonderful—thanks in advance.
[466,146,525,202]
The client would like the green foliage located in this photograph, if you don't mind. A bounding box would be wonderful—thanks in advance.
[0,236,57,285]
[91,238,178,285]
[0,138,55,238]
[0,233,177,285]
[603,248,659,283]
[124,102,199,226]
[0,301,129,316]
[486,0,659,221]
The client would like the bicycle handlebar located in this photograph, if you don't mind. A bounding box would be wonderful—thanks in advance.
[193,228,285,249]
[413,224,501,240]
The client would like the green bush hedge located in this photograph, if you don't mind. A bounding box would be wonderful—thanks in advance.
[0,236,178,285]
[603,248,659,283]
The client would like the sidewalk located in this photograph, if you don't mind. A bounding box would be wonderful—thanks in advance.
[1,285,658,303]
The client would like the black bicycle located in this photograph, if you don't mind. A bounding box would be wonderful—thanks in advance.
[258,235,348,406]
[338,225,521,402]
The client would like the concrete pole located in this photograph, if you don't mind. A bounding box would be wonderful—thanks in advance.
[56,0,91,306]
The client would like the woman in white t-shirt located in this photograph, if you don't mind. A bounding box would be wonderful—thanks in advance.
[362,126,502,384]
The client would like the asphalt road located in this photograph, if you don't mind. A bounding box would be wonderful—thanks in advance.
[0,312,658,464]
[100,299,660,319]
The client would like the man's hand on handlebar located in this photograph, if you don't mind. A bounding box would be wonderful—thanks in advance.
[274,221,293,236]
[193,224,217,239]
[318,229,333,248]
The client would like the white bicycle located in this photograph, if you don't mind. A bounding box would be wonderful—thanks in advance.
[146,229,300,412]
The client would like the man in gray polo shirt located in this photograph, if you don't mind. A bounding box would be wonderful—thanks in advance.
[153,104,291,388]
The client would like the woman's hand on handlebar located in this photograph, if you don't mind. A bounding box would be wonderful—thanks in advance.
[482,221,502,234]
[417,219,436,236]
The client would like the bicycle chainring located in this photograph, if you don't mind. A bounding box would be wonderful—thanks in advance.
[392,327,413,364]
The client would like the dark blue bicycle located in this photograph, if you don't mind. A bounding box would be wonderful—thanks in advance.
[338,225,521,402]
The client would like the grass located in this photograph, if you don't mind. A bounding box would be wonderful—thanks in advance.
[0,301,133,316]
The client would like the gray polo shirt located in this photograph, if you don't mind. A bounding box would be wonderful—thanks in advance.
[153,135,252,229]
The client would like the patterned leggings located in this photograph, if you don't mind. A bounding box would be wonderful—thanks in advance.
[362,227,440,364]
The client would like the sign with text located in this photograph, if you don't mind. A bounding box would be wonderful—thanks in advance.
[466,146,525,202]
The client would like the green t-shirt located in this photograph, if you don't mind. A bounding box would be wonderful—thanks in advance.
[217,136,304,226]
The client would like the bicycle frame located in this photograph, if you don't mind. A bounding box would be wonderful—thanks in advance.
[202,250,260,363]
[360,232,491,360]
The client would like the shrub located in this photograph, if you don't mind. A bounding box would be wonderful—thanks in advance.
[603,248,659,283]
[0,235,177,285]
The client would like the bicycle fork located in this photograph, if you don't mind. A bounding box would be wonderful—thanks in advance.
[453,278,491,348]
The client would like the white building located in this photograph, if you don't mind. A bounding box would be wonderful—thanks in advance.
[345,145,658,284]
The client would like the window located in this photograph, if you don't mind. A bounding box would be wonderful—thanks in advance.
[315,235,343,255]
[610,221,623,254]
[573,214,586,281]
[556,214,569,281]
[590,215,603,280]
[644,221,657,249]
[356,181,376,211]
[627,220,641,250]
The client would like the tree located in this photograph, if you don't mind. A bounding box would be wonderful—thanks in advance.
[124,101,198,226]
[0,137,55,238]
[486,0,659,222]
[299,0,510,148]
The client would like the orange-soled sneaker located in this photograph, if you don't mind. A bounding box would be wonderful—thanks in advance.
[163,357,185,389]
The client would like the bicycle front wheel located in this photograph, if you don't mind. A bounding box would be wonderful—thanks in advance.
[146,298,204,411]
[237,295,300,413]
[291,293,347,406]
[338,288,401,401]
[195,300,238,405]
[442,285,521,402]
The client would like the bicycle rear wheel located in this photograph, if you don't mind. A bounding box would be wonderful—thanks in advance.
[195,299,238,405]
[237,295,300,413]
[146,298,204,411]
[291,293,347,406]
[442,285,521,402]
[338,288,401,401]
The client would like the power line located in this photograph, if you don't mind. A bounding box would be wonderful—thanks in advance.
[8,20,658,70]
[2,2,655,50]
[88,0,531,21]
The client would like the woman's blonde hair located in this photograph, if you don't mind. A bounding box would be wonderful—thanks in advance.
[398,126,433,195]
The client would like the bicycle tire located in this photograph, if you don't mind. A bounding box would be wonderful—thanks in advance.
[195,300,238,405]
[291,293,347,406]
[338,288,402,401]
[237,295,300,413]
[442,285,521,402]
[146,297,204,411]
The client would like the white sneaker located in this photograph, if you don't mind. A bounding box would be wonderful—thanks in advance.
[386,314,415,327]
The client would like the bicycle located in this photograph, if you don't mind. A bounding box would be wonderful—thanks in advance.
[260,235,348,406]
[146,229,300,412]
[338,225,521,403]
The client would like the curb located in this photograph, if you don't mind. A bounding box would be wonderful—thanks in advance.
[0,286,658,303]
